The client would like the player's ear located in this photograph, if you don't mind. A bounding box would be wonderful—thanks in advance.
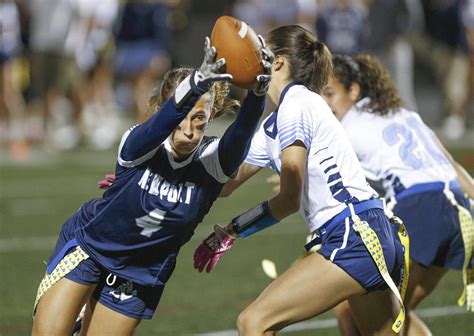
[349,82,361,102]
[273,55,284,72]
[210,106,217,121]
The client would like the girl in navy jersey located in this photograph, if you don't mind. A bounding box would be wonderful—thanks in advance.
[32,37,273,335]
[195,25,407,335]
[322,54,474,335]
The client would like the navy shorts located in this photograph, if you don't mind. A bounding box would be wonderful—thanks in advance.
[44,216,165,320]
[317,208,404,292]
[393,188,470,270]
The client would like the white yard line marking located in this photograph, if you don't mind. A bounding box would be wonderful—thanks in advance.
[0,236,57,253]
[194,305,469,336]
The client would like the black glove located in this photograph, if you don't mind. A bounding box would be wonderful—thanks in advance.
[193,36,233,92]
[253,35,274,96]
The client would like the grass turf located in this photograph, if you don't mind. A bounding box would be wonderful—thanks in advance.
[0,148,473,335]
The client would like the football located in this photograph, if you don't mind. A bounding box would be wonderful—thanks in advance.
[210,16,263,89]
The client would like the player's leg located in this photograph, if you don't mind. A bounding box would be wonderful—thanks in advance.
[333,301,361,336]
[403,262,447,335]
[236,252,366,336]
[80,299,141,336]
[32,278,96,336]
[348,289,400,336]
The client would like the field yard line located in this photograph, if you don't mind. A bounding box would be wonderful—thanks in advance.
[194,305,468,336]
[0,236,57,253]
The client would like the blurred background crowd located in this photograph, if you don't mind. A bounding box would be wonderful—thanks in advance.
[0,0,473,161]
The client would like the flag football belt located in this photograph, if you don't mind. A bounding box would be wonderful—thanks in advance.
[305,199,409,333]
[304,199,384,252]
[388,180,474,312]
[443,186,474,312]
[34,239,89,314]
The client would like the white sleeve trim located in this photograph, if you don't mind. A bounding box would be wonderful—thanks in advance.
[199,139,231,184]
[117,126,160,168]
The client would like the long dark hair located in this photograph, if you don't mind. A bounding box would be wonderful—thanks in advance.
[266,25,333,93]
[146,67,240,119]
[332,54,404,116]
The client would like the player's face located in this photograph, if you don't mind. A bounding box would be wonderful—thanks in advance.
[322,77,356,121]
[169,93,214,160]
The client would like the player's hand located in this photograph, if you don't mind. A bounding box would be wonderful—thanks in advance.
[194,224,235,273]
[253,35,274,96]
[98,173,116,189]
[193,37,233,92]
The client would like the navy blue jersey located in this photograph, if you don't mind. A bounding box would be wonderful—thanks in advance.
[71,90,265,286]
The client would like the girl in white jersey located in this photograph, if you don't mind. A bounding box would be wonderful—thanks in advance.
[194,25,407,335]
[322,54,474,335]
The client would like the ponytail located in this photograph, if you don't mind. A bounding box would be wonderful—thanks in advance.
[267,25,333,93]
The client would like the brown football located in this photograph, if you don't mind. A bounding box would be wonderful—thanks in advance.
[210,16,263,89]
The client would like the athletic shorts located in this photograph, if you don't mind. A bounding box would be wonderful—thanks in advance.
[41,217,166,320]
[393,188,471,270]
[317,208,404,292]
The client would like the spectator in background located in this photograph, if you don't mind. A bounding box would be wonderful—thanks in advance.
[316,0,367,56]
[74,0,120,150]
[0,0,28,159]
[364,0,423,112]
[28,0,83,150]
[114,0,172,123]
[420,0,471,140]
[232,0,317,37]
[465,0,474,117]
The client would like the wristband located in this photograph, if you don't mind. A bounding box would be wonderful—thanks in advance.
[231,201,279,238]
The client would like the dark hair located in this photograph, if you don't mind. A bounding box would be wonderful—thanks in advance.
[332,54,404,116]
[145,67,240,119]
[266,25,333,93]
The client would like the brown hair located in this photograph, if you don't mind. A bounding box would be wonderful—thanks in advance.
[266,25,333,93]
[145,67,240,120]
[332,54,404,116]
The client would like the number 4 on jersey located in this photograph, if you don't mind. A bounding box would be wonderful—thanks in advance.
[135,209,166,237]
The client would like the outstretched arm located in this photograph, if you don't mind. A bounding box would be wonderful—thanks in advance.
[217,35,274,177]
[119,37,232,168]
[219,163,262,197]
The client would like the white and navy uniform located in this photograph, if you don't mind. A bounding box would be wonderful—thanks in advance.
[245,83,404,290]
[341,98,471,269]
[41,88,266,319]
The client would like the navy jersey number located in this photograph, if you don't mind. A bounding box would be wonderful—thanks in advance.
[135,209,166,237]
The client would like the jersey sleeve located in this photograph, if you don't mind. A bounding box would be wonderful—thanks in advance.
[244,120,270,167]
[277,98,314,151]
[199,138,230,183]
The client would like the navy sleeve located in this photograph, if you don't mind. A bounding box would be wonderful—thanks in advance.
[119,84,206,165]
[218,91,266,176]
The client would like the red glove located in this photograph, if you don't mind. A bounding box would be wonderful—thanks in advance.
[98,173,116,189]
[194,225,235,273]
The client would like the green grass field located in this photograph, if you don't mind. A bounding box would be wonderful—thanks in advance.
[1,147,473,335]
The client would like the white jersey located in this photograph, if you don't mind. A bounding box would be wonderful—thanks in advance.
[341,98,456,199]
[245,84,376,232]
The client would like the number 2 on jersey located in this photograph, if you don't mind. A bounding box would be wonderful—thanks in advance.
[383,116,448,169]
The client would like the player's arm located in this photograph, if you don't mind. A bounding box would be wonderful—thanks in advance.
[119,38,232,167]
[433,135,474,199]
[219,163,262,197]
[216,36,273,178]
[194,142,306,273]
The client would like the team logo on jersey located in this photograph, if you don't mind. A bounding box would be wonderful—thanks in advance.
[138,169,195,205]
[109,280,137,302]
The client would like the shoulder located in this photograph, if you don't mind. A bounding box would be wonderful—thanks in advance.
[279,85,331,119]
